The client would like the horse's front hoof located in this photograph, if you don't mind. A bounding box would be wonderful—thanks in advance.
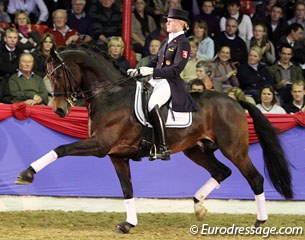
[15,167,35,185]
[114,221,134,234]
[254,219,267,228]
[194,202,208,221]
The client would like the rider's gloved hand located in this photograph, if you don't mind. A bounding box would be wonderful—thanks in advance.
[127,68,139,77]
[139,67,153,76]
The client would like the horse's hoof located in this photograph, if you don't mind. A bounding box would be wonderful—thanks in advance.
[114,221,134,234]
[254,219,267,228]
[15,168,35,185]
[194,202,208,221]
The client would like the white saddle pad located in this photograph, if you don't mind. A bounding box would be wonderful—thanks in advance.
[134,81,192,128]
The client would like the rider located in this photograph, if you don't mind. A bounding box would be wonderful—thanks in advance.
[128,8,198,160]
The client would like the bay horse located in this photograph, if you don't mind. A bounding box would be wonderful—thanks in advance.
[16,45,293,234]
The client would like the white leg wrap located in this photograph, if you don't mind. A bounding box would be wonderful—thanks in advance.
[194,177,220,201]
[255,193,268,221]
[124,198,138,226]
[30,150,58,173]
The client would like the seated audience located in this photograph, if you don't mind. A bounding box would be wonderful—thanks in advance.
[14,11,41,52]
[211,45,239,92]
[67,0,93,43]
[189,79,205,92]
[237,46,275,103]
[287,2,305,40]
[131,0,156,55]
[8,53,48,105]
[137,39,160,67]
[191,60,213,90]
[180,37,203,83]
[256,84,286,114]
[108,36,130,72]
[46,9,80,46]
[0,1,11,23]
[246,22,276,66]
[284,80,305,113]
[268,43,304,105]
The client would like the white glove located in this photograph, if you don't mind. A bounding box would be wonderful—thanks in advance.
[139,67,153,76]
[127,68,139,77]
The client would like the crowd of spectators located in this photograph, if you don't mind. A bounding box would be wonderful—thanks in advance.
[0,0,304,114]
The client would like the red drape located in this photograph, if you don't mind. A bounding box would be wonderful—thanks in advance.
[1,103,305,143]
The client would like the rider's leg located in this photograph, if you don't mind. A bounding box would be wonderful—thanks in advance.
[148,79,171,160]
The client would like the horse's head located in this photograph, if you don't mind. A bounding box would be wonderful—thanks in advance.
[47,49,82,117]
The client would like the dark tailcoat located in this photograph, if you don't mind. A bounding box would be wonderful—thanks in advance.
[147,34,198,112]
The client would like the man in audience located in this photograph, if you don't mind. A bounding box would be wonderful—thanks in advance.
[269,44,304,104]
[8,53,48,105]
[189,79,205,92]
[284,80,305,113]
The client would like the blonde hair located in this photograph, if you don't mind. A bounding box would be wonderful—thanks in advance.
[227,87,247,101]
[108,36,125,56]
[15,11,31,25]
[249,46,263,59]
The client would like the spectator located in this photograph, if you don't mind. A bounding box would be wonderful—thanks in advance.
[164,0,182,12]
[227,86,256,105]
[8,52,48,105]
[180,37,203,83]
[189,79,205,92]
[44,0,71,25]
[256,84,286,114]
[131,0,156,55]
[252,0,277,24]
[220,0,253,42]
[7,0,49,25]
[284,80,305,113]
[137,39,160,67]
[142,15,168,57]
[287,2,305,40]
[145,0,166,25]
[108,36,130,72]
[192,60,213,90]
[211,45,239,92]
[214,17,248,65]
[32,33,57,77]
[0,28,23,80]
[246,22,276,65]
[89,0,122,51]
[193,0,220,39]
[191,19,214,60]
[14,11,41,52]
[0,1,11,23]
[265,4,288,50]
[269,43,304,105]
[46,9,80,46]
[237,46,275,103]
[67,0,93,43]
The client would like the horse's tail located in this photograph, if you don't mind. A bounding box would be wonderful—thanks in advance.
[238,100,293,199]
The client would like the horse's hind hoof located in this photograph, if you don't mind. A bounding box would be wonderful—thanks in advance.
[194,202,208,221]
[114,221,134,234]
[15,167,35,185]
[254,219,267,228]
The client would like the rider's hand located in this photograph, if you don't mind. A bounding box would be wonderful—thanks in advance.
[139,67,153,76]
[127,68,139,77]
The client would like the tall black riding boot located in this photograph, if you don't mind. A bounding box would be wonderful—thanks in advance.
[149,105,170,160]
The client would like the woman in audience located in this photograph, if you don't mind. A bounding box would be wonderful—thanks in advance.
[237,46,275,103]
[211,45,239,92]
[191,19,214,60]
[108,36,130,72]
[256,84,286,114]
[15,11,41,52]
[191,60,213,90]
[131,0,156,55]
[246,22,276,65]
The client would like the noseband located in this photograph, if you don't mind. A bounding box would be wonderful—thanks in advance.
[47,56,78,106]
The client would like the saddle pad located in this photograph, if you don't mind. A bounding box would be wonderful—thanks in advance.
[134,81,192,128]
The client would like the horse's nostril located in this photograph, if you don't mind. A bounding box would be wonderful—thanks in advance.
[55,108,65,118]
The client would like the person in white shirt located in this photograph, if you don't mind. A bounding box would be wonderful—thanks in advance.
[256,84,286,114]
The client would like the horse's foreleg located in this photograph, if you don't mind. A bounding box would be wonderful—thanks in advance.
[184,144,232,220]
[15,136,106,184]
[110,156,137,234]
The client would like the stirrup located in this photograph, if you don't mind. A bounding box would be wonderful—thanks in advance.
[149,144,170,161]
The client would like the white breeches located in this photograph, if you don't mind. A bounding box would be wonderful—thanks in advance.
[148,78,171,112]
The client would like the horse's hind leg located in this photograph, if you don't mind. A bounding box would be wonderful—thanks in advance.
[15,136,107,184]
[184,143,232,220]
[110,156,137,234]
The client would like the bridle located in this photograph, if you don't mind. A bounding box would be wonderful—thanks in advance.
[46,53,79,106]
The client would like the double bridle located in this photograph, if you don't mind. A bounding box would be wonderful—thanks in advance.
[46,56,79,106]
